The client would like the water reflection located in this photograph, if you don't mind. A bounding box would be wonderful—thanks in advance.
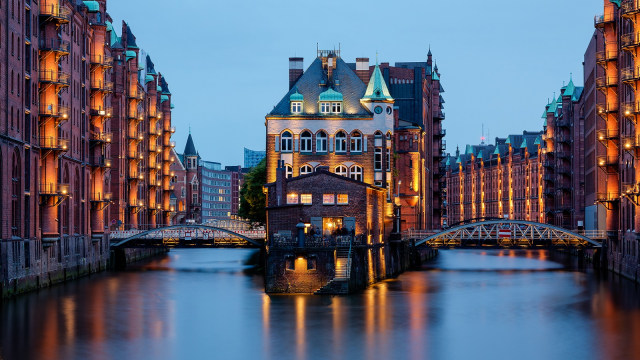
[1,249,639,360]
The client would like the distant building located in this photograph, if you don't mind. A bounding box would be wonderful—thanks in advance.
[244,148,266,168]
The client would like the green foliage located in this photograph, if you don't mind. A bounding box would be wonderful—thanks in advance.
[238,158,266,225]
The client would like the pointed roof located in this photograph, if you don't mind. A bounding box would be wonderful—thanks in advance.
[160,76,171,94]
[363,64,393,101]
[319,88,344,101]
[146,55,157,75]
[184,133,197,156]
[563,77,576,98]
[124,22,138,49]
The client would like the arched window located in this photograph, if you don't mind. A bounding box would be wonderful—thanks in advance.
[350,165,363,182]
[335,165,348,177]
[335,131,347,153]
[62,166,70,235]
[316,131,327,152]
[374,130,383,147]
[74,168,80,234]
[281,131,292,152]
[350,131,362,152]
[11,149,20,237]
[285,164,293,178]
[300,164,313,175]
[300,130,312,153]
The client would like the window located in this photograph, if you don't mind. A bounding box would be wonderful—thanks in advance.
[350,165,363,182]
[285,164,293,178]
[332,102,341,113]
[281,131,292,152]
[192,194,198,204]
[335,165,348,177]
[286,193,298,204]
[320,102,330,114]
[386,149,391,171]
[350,131,362,152]
[300,131,312,152]
[337,194,349,205]
[316,131,327,152]
[335,131,347,153]
[374,148,382,171]
[301,194,312,205]
[291,101,302,114]
[300,164,313,175]
[374,130,383,147]
[323,194,335,205]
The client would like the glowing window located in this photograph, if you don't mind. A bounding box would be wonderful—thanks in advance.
[301,194,312,204]
[335,165,348,177]
[323,194,335,205]
[337,194,348,205]
[286,193,298,204]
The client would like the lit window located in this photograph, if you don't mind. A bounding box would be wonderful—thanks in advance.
[301,194,312,204]
[332,102,341,113]
[286,193,298,204]
[285,165,293,178]
[300,131,312,152]
[335,165,348,177]
[300,164,313,175]
[350,131,362,152]
[323,194,335,204]
[281,131,292,152]
[320,102,330,114]
[350,165,363,182]
[316,131,327,152]
[291,101,302,114]
[374,148,382,171]
[337,194,348,205]
[335,131,347,153]
[386,148,391,171]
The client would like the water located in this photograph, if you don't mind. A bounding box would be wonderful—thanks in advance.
[1,249,639,360]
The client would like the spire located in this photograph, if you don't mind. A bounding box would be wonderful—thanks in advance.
[427,45,432,57]
[362,64,393,101]
[184,133,197,156]
[563,75,576,98]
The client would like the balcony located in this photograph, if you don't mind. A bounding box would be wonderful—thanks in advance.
[39,104,69,119]
[558,135,571,144]
[543,160,554,168]
[596,192,621,203]
[40,70,70,86]
[595,75,618,89]
[556,119,570,128]
[149,127,161,136]
[90,132,112,144]
[596,129,620,143]
[90,156,112,168]
[622,135,640,151]
[127,89,144,101]
[597,155,619,170]
[89,54,114,68]
[622,0,640,16]
[90,80,114,93]
[39,136,69,151]
[39,3,71,23]
[434,111,445,120]
[40,182,70,196]
[39,38,70,54]
[596,103,619,118]
[128,171,144,181]
[127,151,141,160]
[90,192,112,203]
[128,111,143,121]
[595,12,615,28]
[434,128,446,138]
[89,106,112,117]
[596,49,618,64]
[127,131,143,142]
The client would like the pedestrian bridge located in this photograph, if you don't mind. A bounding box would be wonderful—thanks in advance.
[110,224,266,248]
[412,220,603,248]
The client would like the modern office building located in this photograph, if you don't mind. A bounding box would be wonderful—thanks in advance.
[244,147,266,168]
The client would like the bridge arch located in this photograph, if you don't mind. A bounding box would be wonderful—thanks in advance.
[110,224,264,248]
[416,220,602,248]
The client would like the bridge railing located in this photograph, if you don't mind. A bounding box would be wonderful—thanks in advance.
[270,234,365,248]
[110,227,266,240]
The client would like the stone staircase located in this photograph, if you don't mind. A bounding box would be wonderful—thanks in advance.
[315,247,351,295]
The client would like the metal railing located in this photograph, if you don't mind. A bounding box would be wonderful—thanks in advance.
[40,182,70,195]
[90,132,112,143]
[89,106,112,117]
[40,3,71,22]
[40,70,70,85]
[596,192,621,202]
[89,54,114,67]
[596,155,619,167]
[39,136,69,150]
[39,104,69,118]
[90,80,114,92]
[90,156,112,168]
[622,0,640,15]
[91,192,112,202]
[595,49,618,63]
[596,129,619,141]
[39,38,70,53]
[595,12,615,27]
[127,89,144,100]
[595,74,618,88]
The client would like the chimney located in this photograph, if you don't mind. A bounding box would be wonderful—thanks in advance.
[275,160,287,206]
[289,57,304,89]
[356,57,369,84]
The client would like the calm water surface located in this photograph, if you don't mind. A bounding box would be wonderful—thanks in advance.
[1,249,639,360]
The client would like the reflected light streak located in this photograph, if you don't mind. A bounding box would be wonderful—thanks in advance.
[295,296,306,360]
[62,296,76,342]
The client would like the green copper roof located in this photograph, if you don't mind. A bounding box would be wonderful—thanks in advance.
[289,90,304,102]
[610,0,621,7]
[534,136,541,145]
[161,95,169,103]
[145,74,154,83]
[493,147,501,155]
[125,50,137,61]
[520,139,527,148]
[547,99,558,114]
[318,88,343,102]
[157,85,162,91]
[83,1,99,12]
[106,20,113,32]
[477,151,483,160]
[541,106,548,119]
[456,156,462,164]
[171,103,175,109]
[363,64,393,101]
[563,78,576,98]
[432,71,440,81]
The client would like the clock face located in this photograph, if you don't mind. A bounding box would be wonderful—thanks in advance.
[374,106,383,114]
[386,106,392,115]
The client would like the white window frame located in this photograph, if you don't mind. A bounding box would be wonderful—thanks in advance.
[350,165,363,182]
[281,131,293,152]
[335,131,347,153]
[316,131,327,152]
[291,101,302,114]
[300,164,313,175]
[286,193,299,204]
[320,102,330,114]
[323,194,335,205]
[374,148,382,171]
[332,102,342,113]
[335,165,348,177]
[300,131,312,153]
[350,131,362,152]
[285,164,293,178]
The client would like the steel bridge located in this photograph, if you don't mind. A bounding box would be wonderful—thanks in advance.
[110,224,266,248]
[414,220,603,248]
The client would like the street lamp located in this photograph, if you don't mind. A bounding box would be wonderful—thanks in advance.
[396,180,402,233]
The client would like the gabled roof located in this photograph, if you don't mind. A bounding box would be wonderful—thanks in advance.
[362,64,393,101]
[146,55,157,75]
[184,133,197,156]
[268,57,370,117]
[160,76,171,94]
[124,22,138,49]
[563,78,576,98]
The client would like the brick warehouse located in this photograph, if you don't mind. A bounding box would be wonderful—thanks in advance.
[265,48,446,232]
[0,0,176,296]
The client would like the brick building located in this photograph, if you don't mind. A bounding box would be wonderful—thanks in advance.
[444,131,545,225]
[0,0,176,296]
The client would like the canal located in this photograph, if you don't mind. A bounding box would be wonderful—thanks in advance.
[1,249,639,360]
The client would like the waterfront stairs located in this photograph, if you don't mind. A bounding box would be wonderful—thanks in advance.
[314,248,351,295]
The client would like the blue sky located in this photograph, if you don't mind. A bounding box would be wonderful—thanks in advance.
[108,0,602,166]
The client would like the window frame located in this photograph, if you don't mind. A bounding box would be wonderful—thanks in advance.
[349,165,363,182]
[300,164,313,175]
[300,131,312,153]
[335,165,348,177]
[323,194,335,205]
[320,102,330,114]
[335,131,347,153]
[316,131,327,152]
[281,131,293,152]
[337,194,349,205]
[291,101,302,114]
[350,131,362,152]
[300,194,312,205]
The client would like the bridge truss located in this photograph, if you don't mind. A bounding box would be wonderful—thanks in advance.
[415,220,602,248]
[110,225,265,248]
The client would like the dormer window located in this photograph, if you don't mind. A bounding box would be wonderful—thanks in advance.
[318,88,343,115]
[291,101,302,114]
[320,102,330,114]
[332,102,341,113]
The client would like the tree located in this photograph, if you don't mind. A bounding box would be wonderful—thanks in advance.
[238,158,266,225]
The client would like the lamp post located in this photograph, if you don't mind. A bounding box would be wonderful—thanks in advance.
[396,180,402,233]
